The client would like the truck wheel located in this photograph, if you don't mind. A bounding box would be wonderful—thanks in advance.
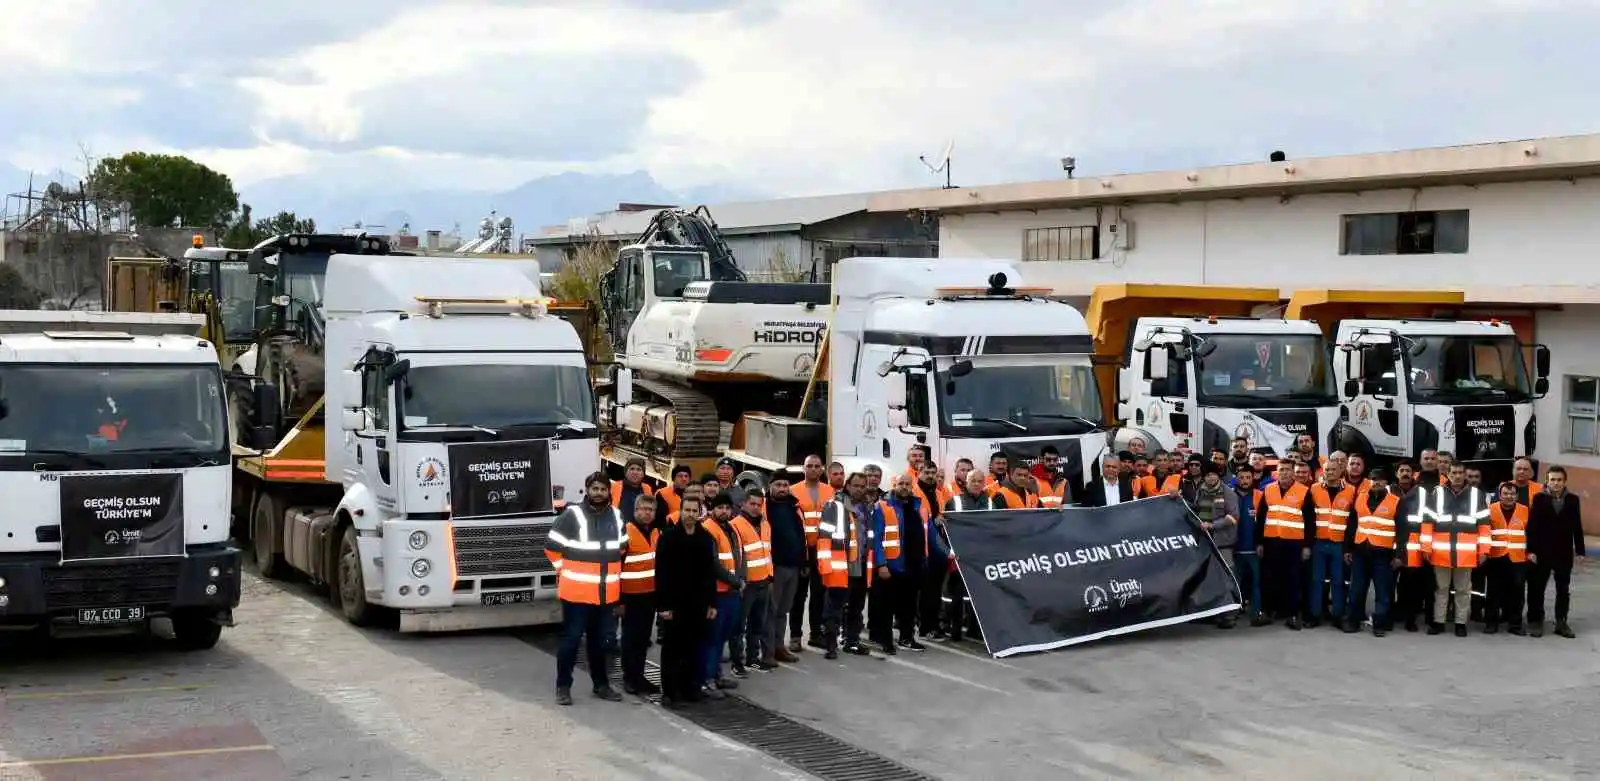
[337,524,375,627]
[170,610,223,651]
[252,491,286,579]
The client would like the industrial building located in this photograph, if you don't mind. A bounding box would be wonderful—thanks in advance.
[870,133,1600,529]
[528,191,939,280]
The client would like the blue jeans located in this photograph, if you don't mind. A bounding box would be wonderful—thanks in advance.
[556,601,611,691]
[1308,540,1346,620]
[702,592,742,682]
[1234,550,1263,615]
[1346,547,1395,628]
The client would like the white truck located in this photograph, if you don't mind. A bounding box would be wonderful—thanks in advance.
[696,257,1108,492]
[1284,289,1549,483]
[1090,285,1338,460]
[0,311,239,648]
[239,253,599,631]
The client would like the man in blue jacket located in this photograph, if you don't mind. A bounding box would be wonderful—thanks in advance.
[874,473,940,653]
[1232,462,1270,626]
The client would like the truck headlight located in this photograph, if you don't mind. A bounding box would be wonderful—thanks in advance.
[409,530,429,550]
[411,558,432,578]
[0,576,7,589]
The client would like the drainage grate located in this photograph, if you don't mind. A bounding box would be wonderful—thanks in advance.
[521,634,936,781]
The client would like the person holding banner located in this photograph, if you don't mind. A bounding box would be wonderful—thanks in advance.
[942,469,991,642]
[1259,460,1316,629]
[1189,462,1241,629]
[915,463,953,640]
[818,473,876,659]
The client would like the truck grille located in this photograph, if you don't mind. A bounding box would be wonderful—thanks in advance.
[453,522,555,578]
[44,560,181,610]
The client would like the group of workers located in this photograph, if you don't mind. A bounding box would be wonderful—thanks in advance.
[543,439,1586,707]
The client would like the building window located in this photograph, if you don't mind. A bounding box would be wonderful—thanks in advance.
[1023,226,1099,261]
[1565,375,1599,454]
[1340,210,1469,255]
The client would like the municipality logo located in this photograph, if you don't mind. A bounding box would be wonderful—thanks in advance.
[105,530,121,544]
[1084,585,1109,613]
[416,457,446,487]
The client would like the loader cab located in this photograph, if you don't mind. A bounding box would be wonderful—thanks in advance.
[600,245,710,356]
[185,255,256,345]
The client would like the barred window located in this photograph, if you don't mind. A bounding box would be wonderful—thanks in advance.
[1023,226,1099,261]
[1340,210,1469,255]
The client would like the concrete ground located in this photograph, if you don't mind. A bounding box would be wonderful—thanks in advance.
[2,557,1597,780]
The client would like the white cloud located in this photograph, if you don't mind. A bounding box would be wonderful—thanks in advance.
[4,0,1600,206]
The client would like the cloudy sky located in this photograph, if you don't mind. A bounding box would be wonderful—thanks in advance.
[3,0,1598,200]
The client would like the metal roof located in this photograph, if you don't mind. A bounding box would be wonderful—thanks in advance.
[869,132,1600,214]
[528,188,929,246]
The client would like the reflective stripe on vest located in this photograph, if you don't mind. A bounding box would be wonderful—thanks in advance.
[706,521,740,592]
[993,486,1039,510]
[1488,502,1530,563]
[816,502,870,588]
[732,516,773,582]
[795,482,834,548]
[1312,483,1356,542]
[620,523,659,594]
[1037,479,1067,508]
[1353,492,1400,549]
[1263,482,1309,540]
[549,507,626,604]
[1423,486,1491,569]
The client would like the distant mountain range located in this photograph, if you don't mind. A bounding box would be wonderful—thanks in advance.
[238,170,768,238]
[0,161,765,238]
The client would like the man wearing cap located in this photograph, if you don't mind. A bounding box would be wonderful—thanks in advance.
[1188,461,1240,629]
[714,457,747,507]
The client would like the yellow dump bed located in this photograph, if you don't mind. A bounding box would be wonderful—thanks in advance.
[1285,289,1466,340]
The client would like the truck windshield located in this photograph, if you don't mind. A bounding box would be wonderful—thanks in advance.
[399,364,596,430]
[1406,334,1532,401]
[937,356,1101,438]
[650,250,708,298]
[0,365,227,464]
[278,252,328,342]
[1195,333,1334,408]
[190,260,256,343]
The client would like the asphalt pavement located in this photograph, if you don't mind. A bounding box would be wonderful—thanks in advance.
[2,558,1597,780]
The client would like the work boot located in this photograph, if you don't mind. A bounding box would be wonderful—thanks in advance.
[1285,616,1302,631]
[1508,623,1527,636]
[775,648,800,663]
[593,686,624,702]
[1531,623,1545,638]
[1484,622,1500,635]
[700,684,727,700]
[845,643,871,656]
[1427,623,1444,635]
[898,637,927,651]
[1373,626,1387,638]
[1404,618,1419,633]
[1454,623,1469,638]
[1555,622,1576,638]
[1341,618,1360,634]
[715,676,739,690]
[751,659,778,672]
[1304,618,1321,630]
[556,687,574,706]
[824,647,839,660]
[1250,613,1273,627]
[880,641,898,655]
[807,636,827,650]
[730,663,749,679]
[789,638,804,653]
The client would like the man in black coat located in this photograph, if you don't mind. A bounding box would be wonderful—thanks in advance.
[1081,453,1135,507]
[655,499,720,707]
[1526,465,1587,638]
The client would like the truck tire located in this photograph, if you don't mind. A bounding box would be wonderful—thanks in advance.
[170,610,223,651]
[252,491,287,580]
[336,524,376,627]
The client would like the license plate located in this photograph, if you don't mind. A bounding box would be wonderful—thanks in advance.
[481,590,537,606]
[77,606,146,625]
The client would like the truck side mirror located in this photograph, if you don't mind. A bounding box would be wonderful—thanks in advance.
[615,367,634,406]
[1534,344,1551,378]
[1343,346,1363,380]
[1535,377,1550,397]
[339,408,367,431]
[1146,346,1170,380]
[1343,379,1359,399]
[338,370,362,407]
[887,408,908,429]
[948,359,974,378]
[885,375,908,409]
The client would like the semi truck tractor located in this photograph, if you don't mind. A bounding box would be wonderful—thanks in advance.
[0,310,240,648]
[235,249,598,632]
[1088,284,1338,460]
[670,257,1108,493]
[1289,289,1549,483]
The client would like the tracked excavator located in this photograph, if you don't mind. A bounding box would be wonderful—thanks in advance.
[597,207,831,480]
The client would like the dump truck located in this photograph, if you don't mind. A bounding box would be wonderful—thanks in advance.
[233,242,598,632]
[103,235,256,369]
[0,310,240,648]
[627,257,1109,494]
[1288,289,1549,483]
[1087,284,1338,460]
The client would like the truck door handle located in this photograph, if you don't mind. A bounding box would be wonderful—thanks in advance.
[356,444,364,465]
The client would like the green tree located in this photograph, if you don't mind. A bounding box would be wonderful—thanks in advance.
[88,152,240,230]
[221,203,257,248]
[0,265,45,309]
[221,206,318,248]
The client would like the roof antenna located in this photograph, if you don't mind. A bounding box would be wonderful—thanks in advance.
[919,140,955,189]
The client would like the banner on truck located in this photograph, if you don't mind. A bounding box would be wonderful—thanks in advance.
[944,495,1240,658]
[59,472,186,562]
[448,438,554,519]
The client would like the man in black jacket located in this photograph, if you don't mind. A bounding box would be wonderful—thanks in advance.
[763,470,805,664]
[1081,453,1135,507]
[655,497,720,708]
[1527,465,1586,638]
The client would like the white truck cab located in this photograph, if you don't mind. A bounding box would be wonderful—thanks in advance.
[1330,318,1549,468]
[0,311,239,648]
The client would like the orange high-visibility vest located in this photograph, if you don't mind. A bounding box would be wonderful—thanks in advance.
[544,505,627,605]
[816,502,872,589]
[1311,482,1357,542]
[1263,482,1310,541]
[1136,473,1180,498]
[657,485,683,517]
[610,480,653,507]
[706,520,739,593]
[912,483,943,521]
[1421,487,1491,569]
[877,500,932,562]
[1488,502,1530,563]
[731,515,773,583]
[793,481,834,550]
[1353,491,1400,550]
[1037,478,1068,508]
[620,522,659,594]
[991,485,1039,509]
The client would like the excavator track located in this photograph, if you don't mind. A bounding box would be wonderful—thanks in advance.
[634,377,725,457]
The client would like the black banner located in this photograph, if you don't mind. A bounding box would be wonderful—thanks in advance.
[993,436,1089,496]
[448,439,553,519]
[1454,404,1515,462]
[59,473,185,562]
[1250,409,1318,455]
[945,495,1240,657]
